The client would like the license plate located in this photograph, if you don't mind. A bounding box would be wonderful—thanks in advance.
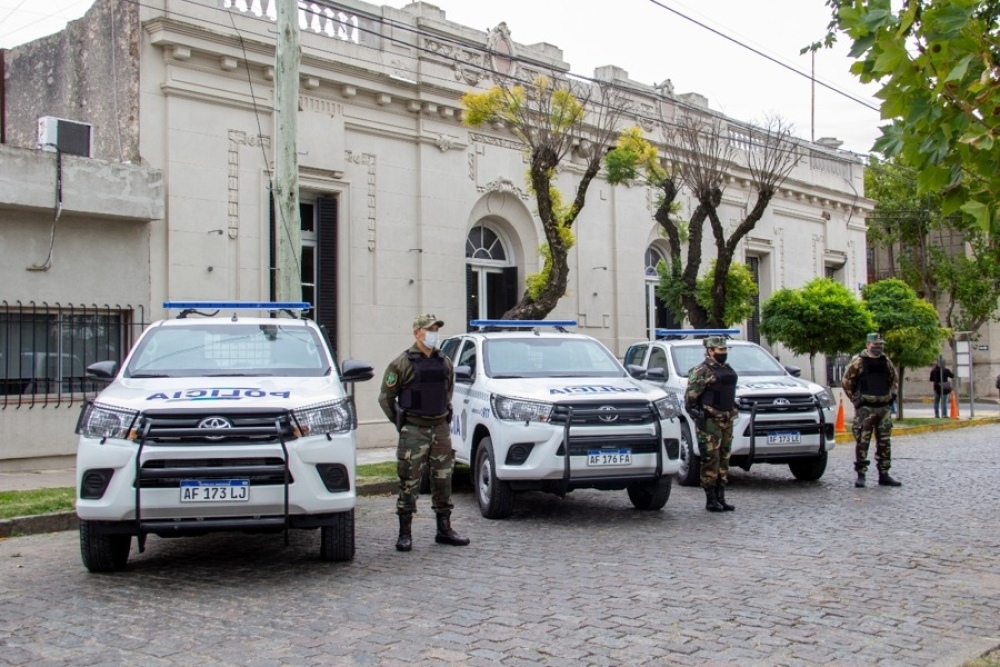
[587,450,632,466]
[767,431,801,444]
[180,479,250,503]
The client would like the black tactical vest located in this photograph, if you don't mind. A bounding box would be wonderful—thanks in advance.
[397,352,449,417]
[700,362,738,411]
[858,355,890,396]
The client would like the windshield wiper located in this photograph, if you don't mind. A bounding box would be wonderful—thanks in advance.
[203,372,273,377]
[129,373,171,378]
[490,374,524,379]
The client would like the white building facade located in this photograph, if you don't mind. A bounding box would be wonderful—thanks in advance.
[1,0,878,467]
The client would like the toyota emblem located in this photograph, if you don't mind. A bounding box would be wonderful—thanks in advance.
[198,416,232,440]
[597,406,619,423]
[773,398,790,406]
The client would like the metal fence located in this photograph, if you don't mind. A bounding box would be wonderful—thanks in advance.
[1,302,148,409]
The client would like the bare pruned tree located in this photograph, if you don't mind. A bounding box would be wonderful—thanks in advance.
[463,73,634,320]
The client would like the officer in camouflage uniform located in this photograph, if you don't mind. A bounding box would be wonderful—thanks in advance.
[685,335,739,512]
[378,314,469,552]
[841,332,901,488]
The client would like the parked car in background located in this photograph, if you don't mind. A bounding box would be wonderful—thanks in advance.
[440,320,684,519]
[624,330,836,485]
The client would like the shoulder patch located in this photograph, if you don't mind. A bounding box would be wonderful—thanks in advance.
[385,372,398,387]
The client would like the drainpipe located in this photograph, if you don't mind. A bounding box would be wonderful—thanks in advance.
[1,49,6,144]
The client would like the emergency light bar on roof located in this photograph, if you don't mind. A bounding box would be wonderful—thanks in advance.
[470,319,577,332]
[163,301,312,319]
[654,328,740,340]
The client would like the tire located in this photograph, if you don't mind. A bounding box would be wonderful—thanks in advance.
[676,421,701,487]
[79,520,131,573]
[320,509,355,562]
[789,451,828,481]
[475,438,514,520]
[627,476,672,511]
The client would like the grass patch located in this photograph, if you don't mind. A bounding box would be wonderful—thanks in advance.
[964,649,1000,667]
[357,461,397,482]
[895,417,957,427]
[0,487,75,520]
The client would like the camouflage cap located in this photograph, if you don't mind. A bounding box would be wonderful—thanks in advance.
[866,332,884,343]
[703,335,728,348]
[413,313,444,330]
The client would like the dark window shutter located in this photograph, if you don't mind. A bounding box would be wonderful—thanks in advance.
[316,197,339,353]
[268,194,276,302]
[465,265,476,332]
[502,266,518,314]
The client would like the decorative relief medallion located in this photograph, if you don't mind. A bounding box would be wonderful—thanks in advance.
[477,177,529,200]
[486,23,517,79]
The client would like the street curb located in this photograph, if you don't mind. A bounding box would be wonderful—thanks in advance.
[0,472,474,539]
[833,416,1000,444]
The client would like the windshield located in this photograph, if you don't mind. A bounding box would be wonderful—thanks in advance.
[125,323,330,378]
[670,344,787,378]
[484,337,626,379]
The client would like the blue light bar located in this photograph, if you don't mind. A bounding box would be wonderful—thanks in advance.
[164,301,311,311]
[654,328,740,337]
[470,319,577,328]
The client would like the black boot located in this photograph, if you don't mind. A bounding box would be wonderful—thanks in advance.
[855,473,866,488]
[704,486,724,512]
[878,472,902,487]
[435,512,470,546]
[395,513,412,552]
[716,482,735,511]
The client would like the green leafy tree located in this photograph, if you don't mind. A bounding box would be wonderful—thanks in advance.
[654,259,757,329]
[865,155,1000,335]
[811,0,1000,233]
[759,278,874,381]
[606,117,799,327]
[862,279,950,417]
[462,75,634,320]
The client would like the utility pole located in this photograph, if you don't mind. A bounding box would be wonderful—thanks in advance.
[274,0,302,302]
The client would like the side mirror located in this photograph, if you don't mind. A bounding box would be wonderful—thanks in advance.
[643,368,666,381]
[784,365,802,378]
[86,360,118,382]
[454,365,473,382]
[341,359,375,383]
[626,364,645,379]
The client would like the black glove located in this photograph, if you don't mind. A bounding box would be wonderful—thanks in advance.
[688,407,706,429]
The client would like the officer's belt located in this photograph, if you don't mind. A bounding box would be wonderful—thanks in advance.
[404,414,447,427]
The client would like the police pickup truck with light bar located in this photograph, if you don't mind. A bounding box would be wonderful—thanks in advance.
[440,320,683,519]
[74,301,373,572]
[624,329,836,485]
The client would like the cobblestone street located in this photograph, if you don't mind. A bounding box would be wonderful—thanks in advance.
[2,425,999,666]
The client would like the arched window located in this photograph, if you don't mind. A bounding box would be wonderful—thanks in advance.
[644,245,680,338]
[466,223,517,329]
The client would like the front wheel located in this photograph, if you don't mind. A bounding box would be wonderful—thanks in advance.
[627,476,672,511]
[79,520,131,573]
[789,451,828,481]
[676,421,701,487]
[320,509,355,562]
[475,438,514,520]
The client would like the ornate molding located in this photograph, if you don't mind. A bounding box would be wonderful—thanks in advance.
[423,38,487,86]
[345,150,377,251]
[228,129,271,239]
[434,134,461,152]
[477,177,529,200]
[469,131,523,151]
[486,23,517,79]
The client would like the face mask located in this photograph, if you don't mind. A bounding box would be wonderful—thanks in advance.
[869,345,884,357]
[422,331,440,349]
[713,352,728,364]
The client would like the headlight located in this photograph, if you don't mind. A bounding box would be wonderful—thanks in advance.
[76,402,139,440]
[293,398,355,436]
[492,395,554,423]
[653,393,683,420]
[815,388,836,409]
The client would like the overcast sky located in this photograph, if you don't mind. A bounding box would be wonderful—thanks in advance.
[0,0,883,154]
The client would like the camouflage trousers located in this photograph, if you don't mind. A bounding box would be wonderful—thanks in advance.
[697,417,733,488]
[852,404,893,474]
[396,420,455,516]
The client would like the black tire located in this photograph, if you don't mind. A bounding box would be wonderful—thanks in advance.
[789,451,828,481]
[627,476,672,511]
[79,520,131,573]
[676,420,701,487]
[475,438,514,519]
[320,509,355,562]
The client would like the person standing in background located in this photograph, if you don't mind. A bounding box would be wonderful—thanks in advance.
[842,333,901,488]
[929,360,954,419]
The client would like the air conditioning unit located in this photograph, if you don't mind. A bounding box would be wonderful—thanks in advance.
[37,116,93,158]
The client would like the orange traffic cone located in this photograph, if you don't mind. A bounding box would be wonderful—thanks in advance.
[835,395,846,433]
[949,391,960,419]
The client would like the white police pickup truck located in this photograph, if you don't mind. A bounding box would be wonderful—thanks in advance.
[624,329,836,485]
[440,320,683,519]
[74,302,373,572]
